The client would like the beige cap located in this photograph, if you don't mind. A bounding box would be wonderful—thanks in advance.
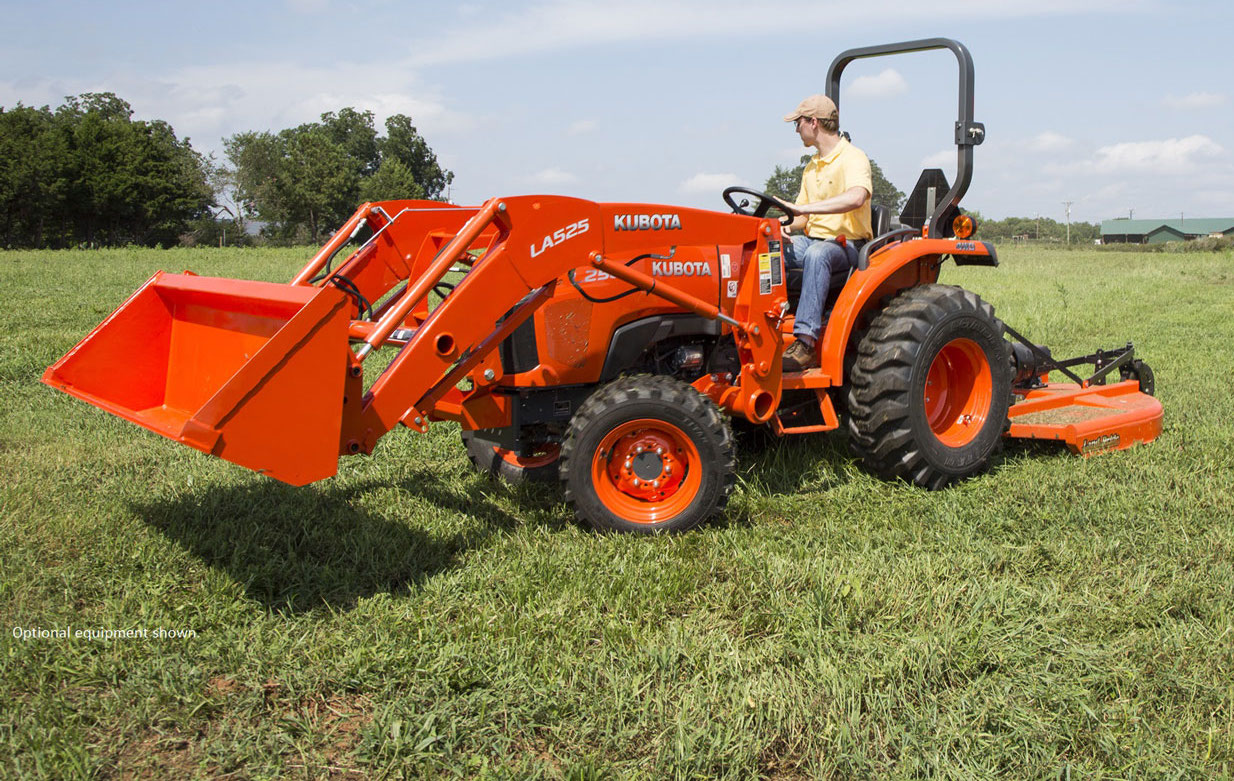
[784,94,838,122]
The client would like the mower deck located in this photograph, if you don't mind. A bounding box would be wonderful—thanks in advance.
[1006,379,1163,455]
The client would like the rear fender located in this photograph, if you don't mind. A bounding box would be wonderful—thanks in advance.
[818,237,997,382]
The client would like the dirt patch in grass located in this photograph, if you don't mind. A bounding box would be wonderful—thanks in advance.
[758,735,812,778]
[304,692,374,768]
[90,681,376,778]
[104,729,201,780]
[206,676,239,696]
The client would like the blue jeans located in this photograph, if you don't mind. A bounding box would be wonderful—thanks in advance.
[783,234,858,340]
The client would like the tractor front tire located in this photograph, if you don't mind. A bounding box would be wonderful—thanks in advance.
[462,431,561,484]
[560,375,734,534]
[847,284,1011,489]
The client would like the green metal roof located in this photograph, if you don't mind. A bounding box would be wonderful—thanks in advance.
[1102,218,1234,235]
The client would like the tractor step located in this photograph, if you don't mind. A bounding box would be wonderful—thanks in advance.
[1006,380,1162,455]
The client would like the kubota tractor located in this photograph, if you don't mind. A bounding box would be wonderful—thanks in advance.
[43,39,1162,533]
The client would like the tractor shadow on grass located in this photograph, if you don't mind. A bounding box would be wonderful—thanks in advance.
[132,431,1053,612]
[724,425,1070,523]
[132,467,569,615]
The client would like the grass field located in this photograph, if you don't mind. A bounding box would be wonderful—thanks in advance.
[2,245,1232,778]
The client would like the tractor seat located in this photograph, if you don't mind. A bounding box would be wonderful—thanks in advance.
[784,204,890,297]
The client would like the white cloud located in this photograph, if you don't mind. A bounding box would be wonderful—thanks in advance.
[1163,92,1227,110]
[920,149,954,168]
[1089,182,1132,202]
[0,62,466,158]
[528,167,578,185]
[286,0,328,12]
[1026,131,1074,153]
[567,119,597,135]
[848,69,908,99]
[1194,189,1234,211]
[1084,135,1224,175]
[405,0,1143,67]
[680,172,743,193]
[780,146,811,163]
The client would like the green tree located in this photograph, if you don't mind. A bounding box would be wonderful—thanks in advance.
[321,108,380,179]
[763,156,806,203]
[0,93,211,248]
[0,104,71,247]
[962,213,1100,244]
[360,158,424,203]
[764,154,905,213]
[225,125,357,244]
[223,130,281,228]
[282,125,358,243]
[379,114,453,200]
[225,109,453,243]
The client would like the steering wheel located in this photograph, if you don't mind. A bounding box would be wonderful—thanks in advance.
[722,186,794,226]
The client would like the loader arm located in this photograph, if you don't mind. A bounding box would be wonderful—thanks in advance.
[43,195,786,486]
[342,196,787,448]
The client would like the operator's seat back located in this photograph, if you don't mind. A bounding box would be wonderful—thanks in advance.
[899,169,959,235]
[871,203,891,238]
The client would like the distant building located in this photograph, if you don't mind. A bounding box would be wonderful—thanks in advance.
[1101,217,1234,244]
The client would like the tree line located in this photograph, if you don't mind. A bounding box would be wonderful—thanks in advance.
[0,94,212,248]
[2,92,1099,250]
[0,94,453,249]
[965,213,1100,244]
[222,108,452,244]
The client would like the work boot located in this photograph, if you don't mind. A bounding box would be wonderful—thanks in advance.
[781,338,819,373]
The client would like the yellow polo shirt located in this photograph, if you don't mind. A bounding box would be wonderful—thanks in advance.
[796,138,873,241]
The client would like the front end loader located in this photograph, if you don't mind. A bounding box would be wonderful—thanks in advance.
[44,38,1161,533]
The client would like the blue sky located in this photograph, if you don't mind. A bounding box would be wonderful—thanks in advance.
[2,0,1231,225]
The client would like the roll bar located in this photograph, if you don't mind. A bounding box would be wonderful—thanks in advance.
[826,38,984,239]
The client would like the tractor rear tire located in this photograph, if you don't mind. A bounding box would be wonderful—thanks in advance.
[560,375,734,534]
[462,431,561,484]
[847,284,1011,489]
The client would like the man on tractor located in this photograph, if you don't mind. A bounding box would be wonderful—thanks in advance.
[778,94,874,372]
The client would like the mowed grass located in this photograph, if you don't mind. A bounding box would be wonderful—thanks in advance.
[1,244,1232,778]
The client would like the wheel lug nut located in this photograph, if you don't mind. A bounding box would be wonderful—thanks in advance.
[656,447,664,455]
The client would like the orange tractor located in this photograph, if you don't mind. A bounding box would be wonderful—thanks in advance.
[43,39,1161,533]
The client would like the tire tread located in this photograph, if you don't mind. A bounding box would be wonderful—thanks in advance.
[846,284,1010,489]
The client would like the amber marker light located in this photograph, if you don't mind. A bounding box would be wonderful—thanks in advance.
[953,214,977,239]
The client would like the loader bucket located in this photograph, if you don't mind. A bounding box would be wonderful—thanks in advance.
[42,272,353,485]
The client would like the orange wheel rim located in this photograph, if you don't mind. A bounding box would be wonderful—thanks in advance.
[494,443,560,469]
[923,338,993,447]
[591,419,701,524]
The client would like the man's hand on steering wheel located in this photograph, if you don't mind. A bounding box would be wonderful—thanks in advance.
[721,186,797,226]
